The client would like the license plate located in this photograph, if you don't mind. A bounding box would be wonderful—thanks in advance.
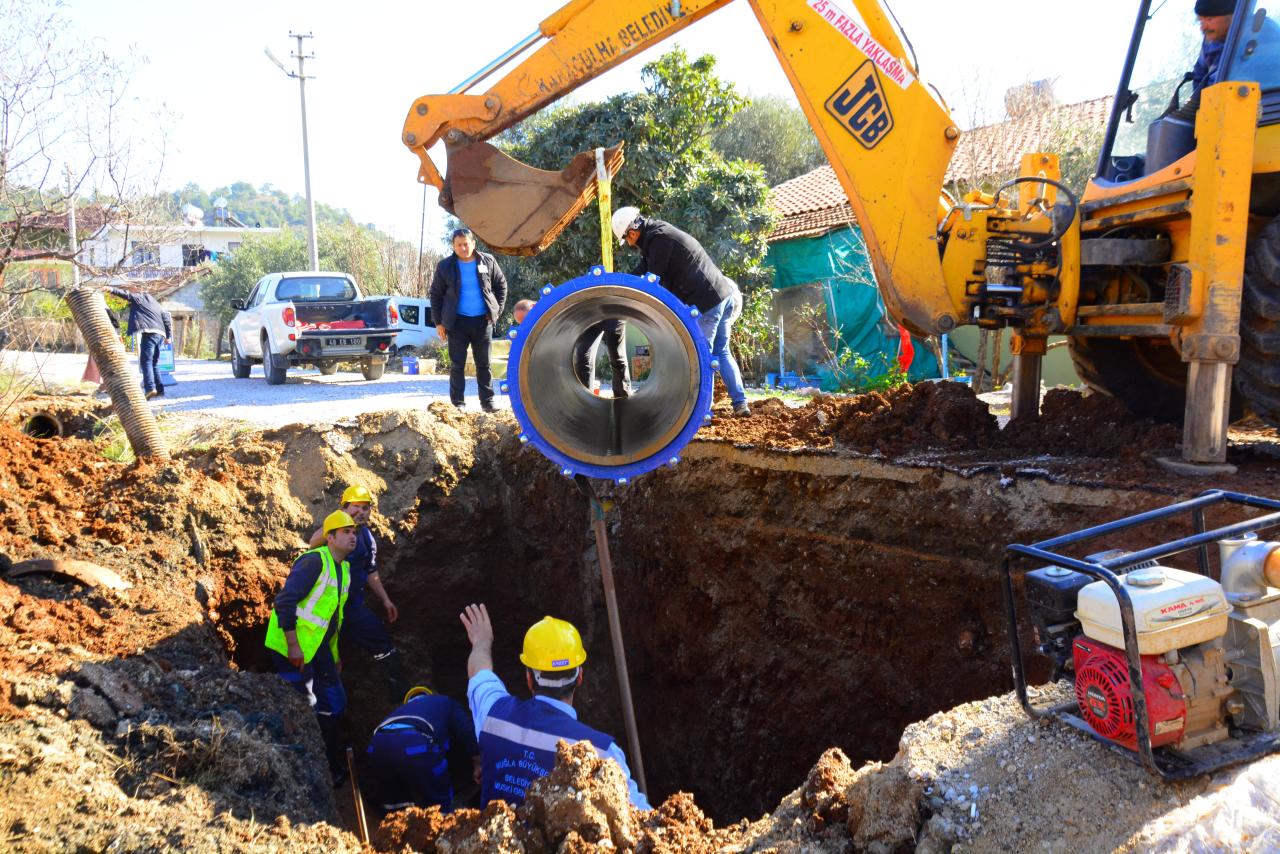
[324,337,361,346]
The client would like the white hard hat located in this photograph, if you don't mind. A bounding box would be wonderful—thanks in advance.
[611,206,641,244]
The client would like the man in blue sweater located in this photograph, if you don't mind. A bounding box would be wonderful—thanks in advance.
[430,228,508,412]
[459,604,650,810]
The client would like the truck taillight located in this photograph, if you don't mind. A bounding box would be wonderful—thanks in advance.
[389,305,399,324]
[283,306,296,327]
[377,341,389,351]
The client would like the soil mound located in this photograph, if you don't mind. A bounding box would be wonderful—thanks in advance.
[1002,387,1180,457]
[701,383,1181,460]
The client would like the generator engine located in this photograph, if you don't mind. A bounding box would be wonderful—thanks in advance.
[1024,535,1280,753]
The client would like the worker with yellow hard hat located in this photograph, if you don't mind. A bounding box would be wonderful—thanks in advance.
[265,509,359,786]
[459,604,650,810]
[308,484,406,704]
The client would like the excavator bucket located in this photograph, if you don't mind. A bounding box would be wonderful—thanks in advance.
[440,141,624,256]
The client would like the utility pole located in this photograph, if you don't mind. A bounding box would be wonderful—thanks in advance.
[66,166,81,287]
[265,33,319,272]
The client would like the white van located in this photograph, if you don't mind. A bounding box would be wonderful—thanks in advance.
[390,297,440,353]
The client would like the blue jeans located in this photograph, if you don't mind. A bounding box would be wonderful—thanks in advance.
[696,296,746,407]
[138,332,163,394]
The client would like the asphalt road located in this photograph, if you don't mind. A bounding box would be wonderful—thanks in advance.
[4,351,504,428]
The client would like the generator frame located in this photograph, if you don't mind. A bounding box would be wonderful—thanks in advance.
[1001,489,1280,780]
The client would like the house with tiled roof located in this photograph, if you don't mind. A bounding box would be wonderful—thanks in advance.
[764,92,1111,387]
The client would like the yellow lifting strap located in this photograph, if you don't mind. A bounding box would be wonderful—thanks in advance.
[595,147,614,273]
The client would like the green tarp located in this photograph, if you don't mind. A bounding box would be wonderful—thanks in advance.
[766,227,940,389]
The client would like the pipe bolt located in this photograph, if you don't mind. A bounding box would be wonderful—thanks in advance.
[416,104,429,116]
[404,133,417,145]
[500,382,510,394]
[541,286,553,296]
[508,329,518,339]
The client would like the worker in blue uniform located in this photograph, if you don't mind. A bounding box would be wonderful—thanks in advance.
[308,484,407,703]
[459,604,650,810]
[366,686,481,812]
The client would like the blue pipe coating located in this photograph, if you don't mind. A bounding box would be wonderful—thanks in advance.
[502,267,713,482]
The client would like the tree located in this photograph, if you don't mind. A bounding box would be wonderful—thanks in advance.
[491,48,776,317]
[201,224,437,329]
[0,0,170,282]
[712,94,827,186]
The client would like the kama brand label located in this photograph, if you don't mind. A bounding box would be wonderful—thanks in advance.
[807,0,915,89]
[1147,594,1222,623]
[825,61,894,149]
[1153,717,1184,736]
[552,658,569,667]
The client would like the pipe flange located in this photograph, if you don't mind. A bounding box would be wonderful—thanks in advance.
[506,268,712,480]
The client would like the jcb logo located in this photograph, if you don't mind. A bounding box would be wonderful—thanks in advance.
[825,61,893,149]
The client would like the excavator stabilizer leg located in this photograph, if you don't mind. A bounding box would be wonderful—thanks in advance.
[440,140,624,256]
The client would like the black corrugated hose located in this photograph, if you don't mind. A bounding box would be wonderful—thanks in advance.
[65,288,170,460]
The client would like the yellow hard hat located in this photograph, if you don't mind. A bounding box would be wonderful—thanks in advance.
[520,616,587,671]
[322,510,357,537]
[341,485,375,506]
[403,685,434,703]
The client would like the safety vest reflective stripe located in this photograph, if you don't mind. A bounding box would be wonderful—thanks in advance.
[480,716,608,760]
[296,550,342,625]
[377,715,437,736]
[263,546,350,663]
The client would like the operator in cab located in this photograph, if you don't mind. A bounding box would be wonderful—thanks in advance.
[1192,0,1236,94]
[1192,0,1280,95]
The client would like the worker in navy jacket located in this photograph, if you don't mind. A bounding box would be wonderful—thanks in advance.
[105,286,172,398]
[366,686,480,812]
[307,485,406,704]
[459,604,650,810]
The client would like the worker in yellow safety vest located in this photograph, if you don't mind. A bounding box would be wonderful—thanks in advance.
[265,509,357,785]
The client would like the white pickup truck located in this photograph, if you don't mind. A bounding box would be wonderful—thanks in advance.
[227,272,399,384]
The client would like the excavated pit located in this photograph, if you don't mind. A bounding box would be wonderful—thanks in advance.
[10,386,1280,850]
[209,387,1248,826]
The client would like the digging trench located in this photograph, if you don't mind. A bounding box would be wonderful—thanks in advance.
[215,414,1195,827]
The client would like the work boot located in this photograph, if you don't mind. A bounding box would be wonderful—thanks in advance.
[481,401,497,413]
[733,402,751,417]
[317,714,347,788]
[378,649,409,705]
[145,390,159,400]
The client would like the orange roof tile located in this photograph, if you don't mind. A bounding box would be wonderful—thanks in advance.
[767,96,1113,242]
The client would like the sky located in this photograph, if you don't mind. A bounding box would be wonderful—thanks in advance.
[58,0,1153,249]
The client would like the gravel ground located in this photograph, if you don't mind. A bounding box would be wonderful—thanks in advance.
[2,350,505,427]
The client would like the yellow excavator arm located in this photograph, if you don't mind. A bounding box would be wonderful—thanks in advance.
[401,0,967,335]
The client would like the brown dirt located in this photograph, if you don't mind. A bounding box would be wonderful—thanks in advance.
[3,390,1278,851]
[704,382,1188,461]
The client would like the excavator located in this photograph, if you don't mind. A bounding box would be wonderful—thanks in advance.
[401,0,1280,467]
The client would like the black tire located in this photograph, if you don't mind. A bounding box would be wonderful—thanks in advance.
[1237,215,1280,424]
[265,346,288,385]
[362,359,385,381]
[230,335,251,379]
[318,362,339,376]
[1068,334,1189,422]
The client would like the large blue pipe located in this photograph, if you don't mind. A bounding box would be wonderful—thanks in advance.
[501,267,714,482]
